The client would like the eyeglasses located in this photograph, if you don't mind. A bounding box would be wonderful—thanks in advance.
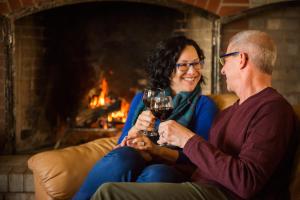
[175,60,204,72]
[219,52,239,66]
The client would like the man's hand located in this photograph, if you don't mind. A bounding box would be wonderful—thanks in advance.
[158,120,195,148]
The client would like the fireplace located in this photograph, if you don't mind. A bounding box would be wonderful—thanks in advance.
[9,2,217,153]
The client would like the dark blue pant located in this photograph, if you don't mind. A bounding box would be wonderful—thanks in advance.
[73,146,188,200]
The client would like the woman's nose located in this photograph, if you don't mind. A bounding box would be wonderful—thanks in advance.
[186,66,199,74]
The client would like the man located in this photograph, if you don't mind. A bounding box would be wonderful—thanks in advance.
[91,30,297,199]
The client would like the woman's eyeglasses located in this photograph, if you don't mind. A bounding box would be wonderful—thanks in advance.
[175,60,204,72]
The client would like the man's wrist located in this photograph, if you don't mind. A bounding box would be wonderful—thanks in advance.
[181,131,195,148]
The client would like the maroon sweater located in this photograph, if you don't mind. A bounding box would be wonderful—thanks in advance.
[183,88,297,199]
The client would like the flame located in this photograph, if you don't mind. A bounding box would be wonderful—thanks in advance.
[99,78,108,106]
[88,77,129,128]
[108,99,129,123]
[89,78,109,109]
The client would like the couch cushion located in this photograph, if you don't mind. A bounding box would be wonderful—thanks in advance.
[28,137,118,199]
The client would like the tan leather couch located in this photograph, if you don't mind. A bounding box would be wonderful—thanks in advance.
[28,94,300,200]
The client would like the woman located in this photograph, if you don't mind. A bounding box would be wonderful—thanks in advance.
[73,36,218,200]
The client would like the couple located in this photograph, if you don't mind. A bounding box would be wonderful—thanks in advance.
[75,30,298,200]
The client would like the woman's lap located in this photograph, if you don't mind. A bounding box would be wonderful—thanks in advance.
[73,146,190,200]
[137,164,189,183]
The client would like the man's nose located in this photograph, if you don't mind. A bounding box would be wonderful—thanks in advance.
[221,66,226,75]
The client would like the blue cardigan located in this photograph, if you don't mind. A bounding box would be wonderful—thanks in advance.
[117,92,218,162]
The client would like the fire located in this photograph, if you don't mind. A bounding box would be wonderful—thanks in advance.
[89,78,109,109]
[108,99,130,123]
[88,77,130,128]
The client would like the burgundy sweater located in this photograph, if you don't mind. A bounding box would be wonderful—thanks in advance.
[183,88,298,200]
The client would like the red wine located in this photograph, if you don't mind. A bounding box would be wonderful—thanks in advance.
[143,97,151,108]
[151,107,173,121]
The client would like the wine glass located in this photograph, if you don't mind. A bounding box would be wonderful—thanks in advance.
[150,95,174,146]
[142,89,156,108]
[150,96,173,122]
[141,89,158,137]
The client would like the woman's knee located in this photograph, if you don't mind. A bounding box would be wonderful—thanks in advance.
[102,146,146,168]
[137,164,187,182]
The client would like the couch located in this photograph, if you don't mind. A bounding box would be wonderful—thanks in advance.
[28,94,300,200]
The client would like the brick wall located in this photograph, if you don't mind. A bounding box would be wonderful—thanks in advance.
[0,155,34,199]
[0,20,6,153]
[0,17,12,154]
[14,16,53,152]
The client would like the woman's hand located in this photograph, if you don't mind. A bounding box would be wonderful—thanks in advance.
[131,110,155,134]
[115,109,155,150]
[125,134,158,161]
[113,136,129,149]
[158,120,195,148]
[126,135,158,153]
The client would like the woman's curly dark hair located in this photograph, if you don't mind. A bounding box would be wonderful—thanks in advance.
[146,35,205,89]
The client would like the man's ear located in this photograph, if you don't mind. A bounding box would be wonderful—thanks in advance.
[239,53,248,69]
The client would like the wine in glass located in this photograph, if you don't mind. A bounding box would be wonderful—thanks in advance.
[150,95,174,145]
[150,96,173,121]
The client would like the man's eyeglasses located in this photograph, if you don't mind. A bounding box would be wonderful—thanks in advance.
[219,52,239,66]
[175,60,204,72]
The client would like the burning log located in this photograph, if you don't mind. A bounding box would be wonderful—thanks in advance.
[75,100,121,127]
[54,77,130,148]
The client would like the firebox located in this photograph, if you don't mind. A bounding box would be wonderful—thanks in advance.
[12,2,216,153]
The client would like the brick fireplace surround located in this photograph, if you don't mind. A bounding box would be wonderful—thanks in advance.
[0,0,299,199]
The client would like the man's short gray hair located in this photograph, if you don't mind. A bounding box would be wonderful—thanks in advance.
[229,30,277,75]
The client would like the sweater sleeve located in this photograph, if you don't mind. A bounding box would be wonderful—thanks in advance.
[117,92,143,144]
[176,95,218,163]
[183,101,295,199]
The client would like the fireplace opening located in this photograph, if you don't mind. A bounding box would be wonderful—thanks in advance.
[14,2,185,152]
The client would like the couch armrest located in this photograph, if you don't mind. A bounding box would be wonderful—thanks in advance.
[28,137,118,200]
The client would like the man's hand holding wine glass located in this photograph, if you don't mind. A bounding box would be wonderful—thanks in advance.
[158,120,196,148]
